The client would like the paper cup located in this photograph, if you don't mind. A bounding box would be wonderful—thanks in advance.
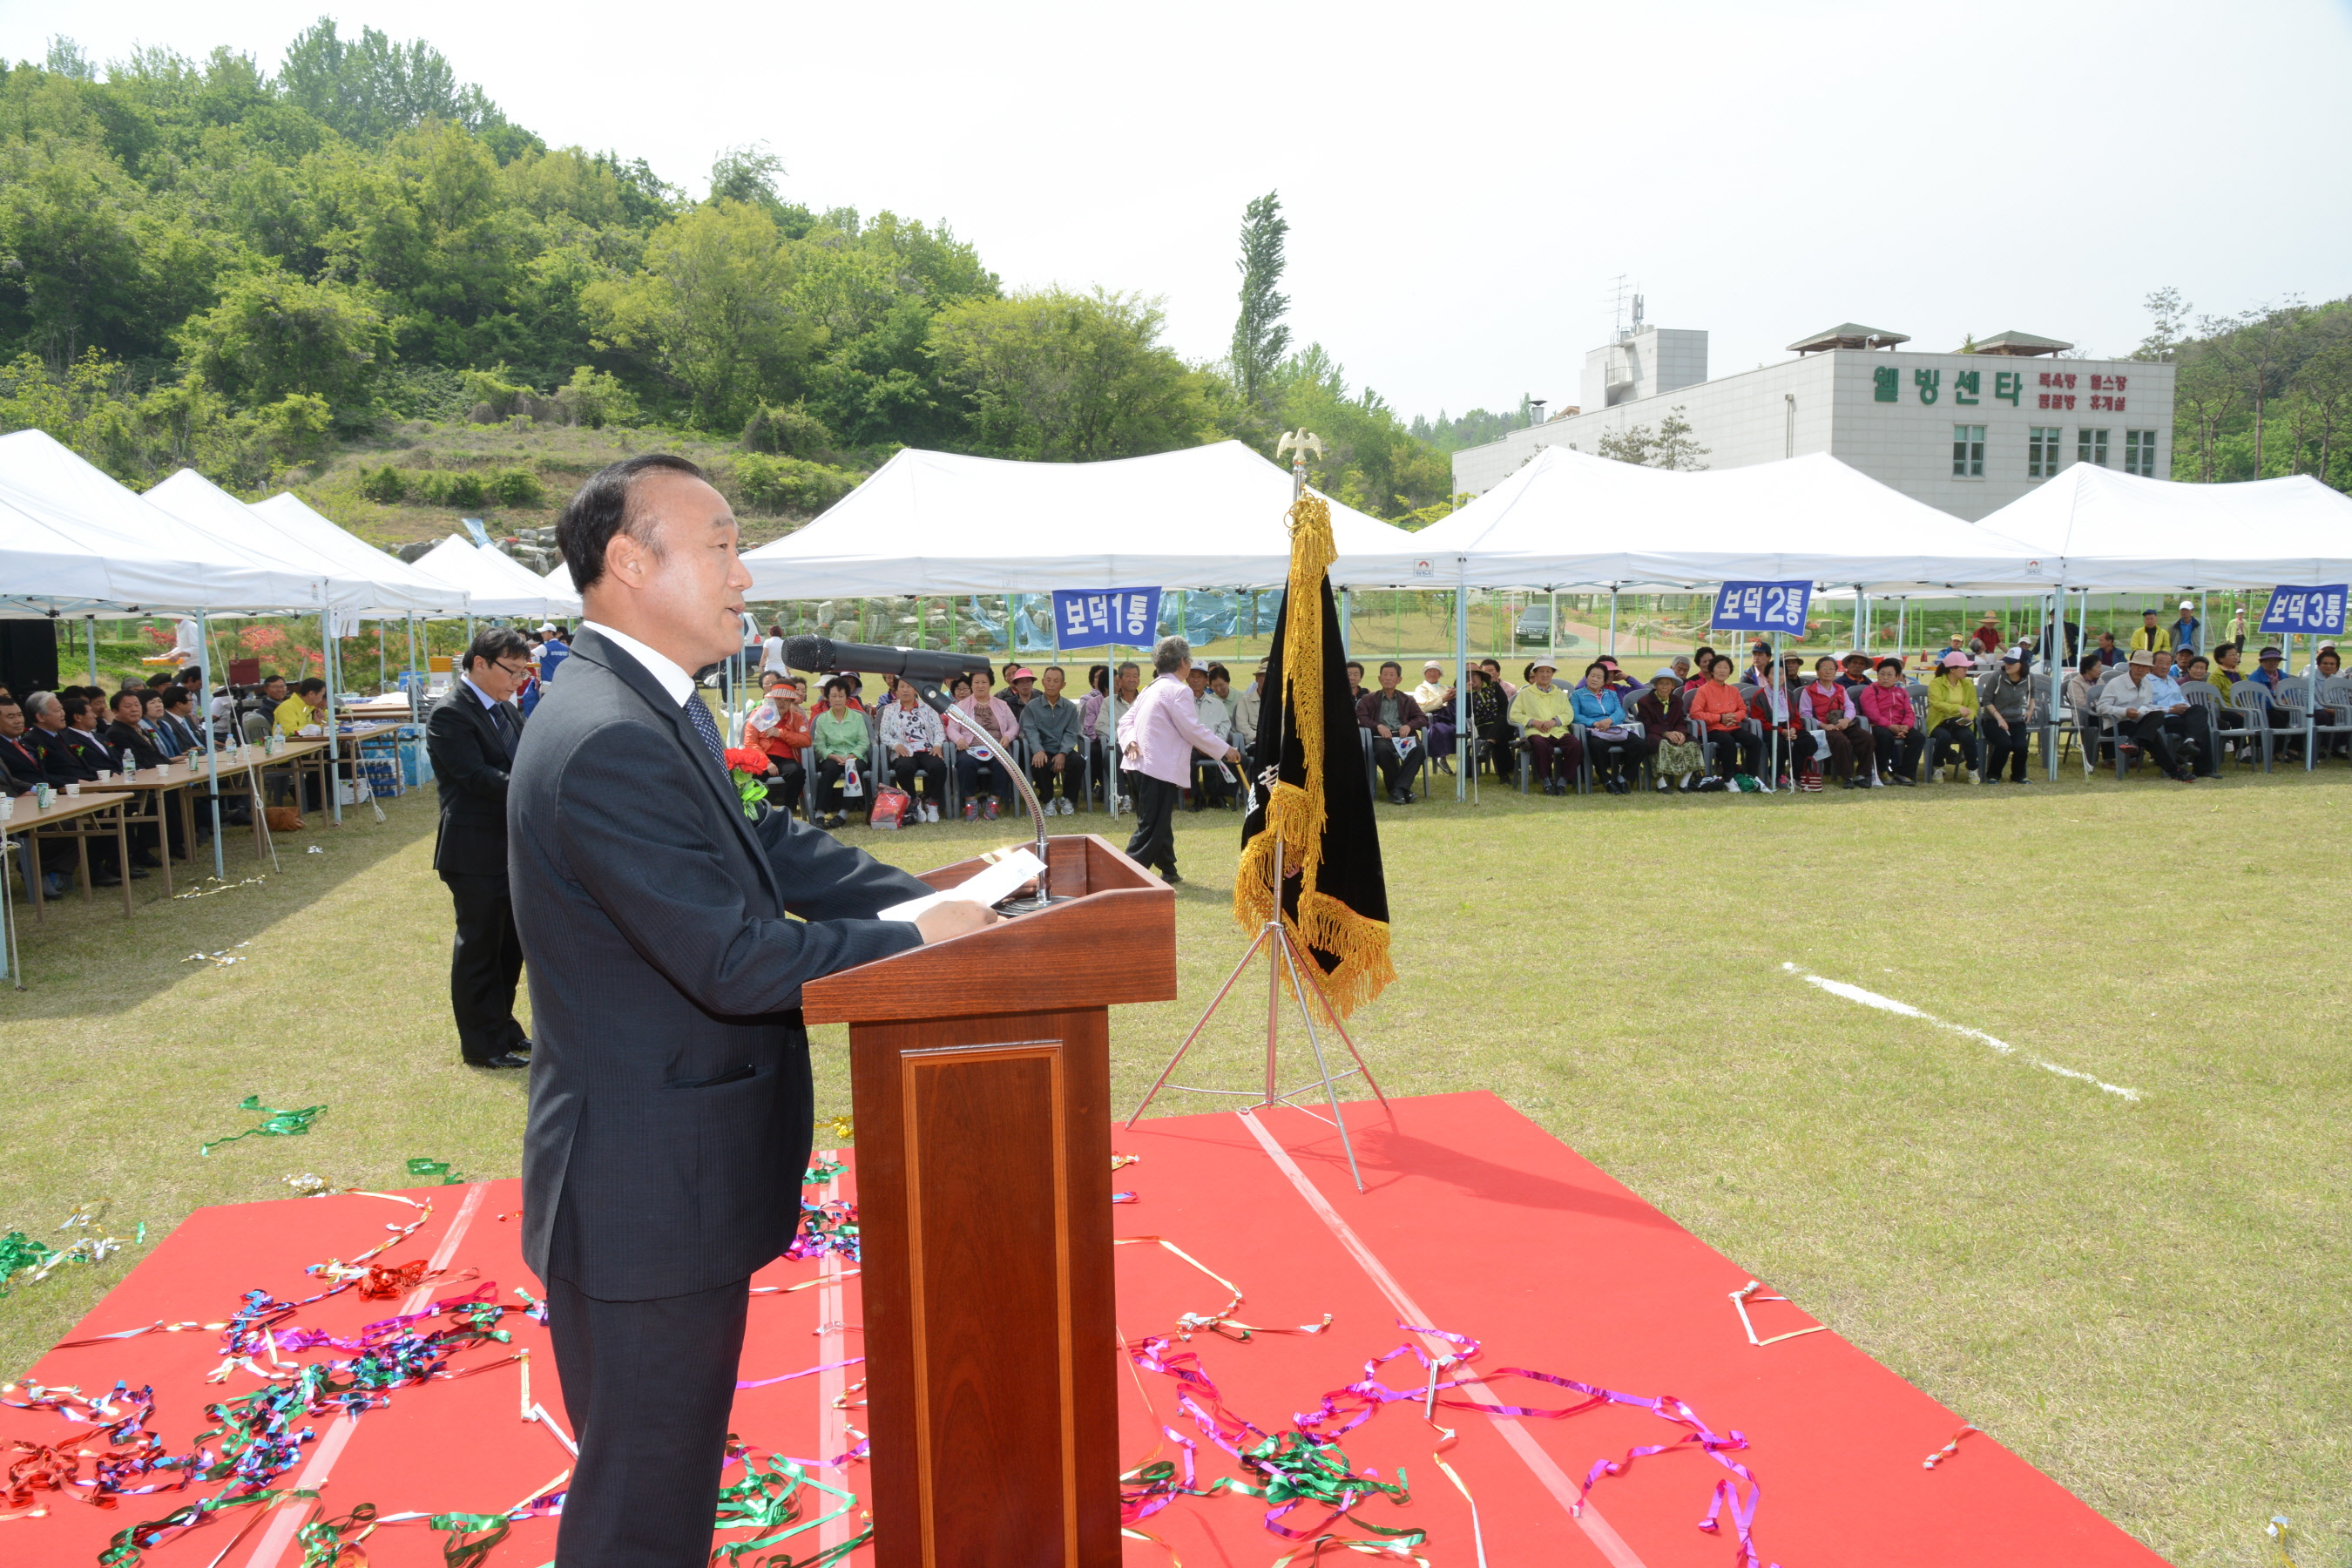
[95,769,111,782]
[65,783,81,796]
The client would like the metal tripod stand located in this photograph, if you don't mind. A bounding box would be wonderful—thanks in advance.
[1125,801,1388,1191]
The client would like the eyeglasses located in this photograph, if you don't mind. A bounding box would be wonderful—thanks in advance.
[494,661,531,680]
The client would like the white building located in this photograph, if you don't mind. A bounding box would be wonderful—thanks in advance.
[1454,322,2175,522]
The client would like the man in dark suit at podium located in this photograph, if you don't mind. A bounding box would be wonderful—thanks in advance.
[510,452,995,1568]
[428,626,536,1070]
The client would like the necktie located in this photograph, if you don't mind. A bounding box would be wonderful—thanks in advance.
[683,694,727,769]
[488,701,518,759]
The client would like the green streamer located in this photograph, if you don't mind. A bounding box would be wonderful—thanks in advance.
[405,1157,466,1185]
[199,1095,328,1155]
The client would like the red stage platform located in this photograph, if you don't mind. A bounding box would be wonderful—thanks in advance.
[4,1092,2163,1566]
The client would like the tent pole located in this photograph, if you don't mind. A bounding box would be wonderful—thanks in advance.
[198,610,226,882]
[323,597,342,826]
[1607,587,1619,659]
[1547,588,1557,666]
[86,615,98,686]
[1455,574,1469,802]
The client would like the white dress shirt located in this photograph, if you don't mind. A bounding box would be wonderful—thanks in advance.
[582,620,695,706]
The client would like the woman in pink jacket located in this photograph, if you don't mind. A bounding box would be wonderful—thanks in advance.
[1855,659,1924,785]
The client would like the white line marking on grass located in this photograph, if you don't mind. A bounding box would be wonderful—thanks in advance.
[1781,963,2140,1102]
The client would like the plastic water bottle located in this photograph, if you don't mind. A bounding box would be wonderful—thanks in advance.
[120,748,136,779]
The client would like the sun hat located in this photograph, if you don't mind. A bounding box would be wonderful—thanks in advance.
[1422,659,1443,672]
[2258,646,2284,660]
[1006,666,1035,681]
[1529,654,1558,671]
[1651,667,1679,682]
[2128,649,2156,666]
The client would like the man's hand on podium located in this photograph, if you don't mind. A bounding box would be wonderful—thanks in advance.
[914,899,1000,944]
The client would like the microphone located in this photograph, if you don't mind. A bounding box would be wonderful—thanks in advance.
[782,636,997,683]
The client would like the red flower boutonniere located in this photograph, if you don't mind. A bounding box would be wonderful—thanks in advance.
[723,746,772,820]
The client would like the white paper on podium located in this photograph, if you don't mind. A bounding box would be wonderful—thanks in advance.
[877,847,1048,923]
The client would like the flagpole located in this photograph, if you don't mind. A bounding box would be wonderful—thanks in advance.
[1126,429,1382,1192]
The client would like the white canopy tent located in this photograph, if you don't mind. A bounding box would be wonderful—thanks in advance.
[411,535,582,621]
[145,470,456,618]
[0,430,330,614]
[740,441,1412,598]
[1970,463,2352,591]
[1335,447,2054,591]
[248,491,473,617]
[542,559,576,599]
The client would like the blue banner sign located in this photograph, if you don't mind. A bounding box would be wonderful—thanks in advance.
[1052,586,1163,648]
[2258,585,2347,636]
[1712,580,1813,634]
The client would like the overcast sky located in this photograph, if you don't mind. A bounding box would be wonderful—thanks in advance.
[11,1,2350,419]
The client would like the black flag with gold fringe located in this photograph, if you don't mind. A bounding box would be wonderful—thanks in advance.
[1233,494,1395,1017]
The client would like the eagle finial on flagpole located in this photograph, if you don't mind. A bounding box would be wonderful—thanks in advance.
[1275,429,1323,501]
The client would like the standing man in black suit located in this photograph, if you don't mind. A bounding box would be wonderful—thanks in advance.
[428,626,537,1071]
[510,454,996,1567]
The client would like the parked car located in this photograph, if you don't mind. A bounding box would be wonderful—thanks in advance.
[1513,605,1582,651]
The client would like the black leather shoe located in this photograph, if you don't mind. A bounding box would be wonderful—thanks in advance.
[468,1051,531,1070]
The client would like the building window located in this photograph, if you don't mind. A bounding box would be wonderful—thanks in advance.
[2078,428,2110,468]
[2124,429,2159,477]
[2028,427,2064,478]
[1952,424,1985,478]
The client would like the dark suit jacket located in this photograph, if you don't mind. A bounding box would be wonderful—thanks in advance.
[33,726,104,781]
[24,727,84,784]
[428,686,524,877]
[508,627,930,1301]
[103,720,166,772]
[0,732,46,794]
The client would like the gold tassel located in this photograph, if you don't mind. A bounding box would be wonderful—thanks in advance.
[1233,496,1394,1019]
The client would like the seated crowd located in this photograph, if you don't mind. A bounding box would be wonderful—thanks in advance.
[714,618,2347,834]
[0,661,377,897]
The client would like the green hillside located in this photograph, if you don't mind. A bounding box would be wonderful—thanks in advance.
[0,23,1454,533]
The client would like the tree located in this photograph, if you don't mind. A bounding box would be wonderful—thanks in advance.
[2134,286,2191,362]
[1596,406,1708,470]
[276,18,516,146]
[583,200,816,429]
[708,144,793,222]
[2171,348,2240,482]
[930,287,1213,462]
[177,267,394,409]
[1229,192,1289,407]
[2292,330,2352,489]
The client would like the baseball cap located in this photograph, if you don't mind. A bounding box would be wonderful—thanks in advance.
[1190,659,1209,672]
[1938,651,1971,668]
[1530,655,1558,671]
[1423,659,1443,672]
[2180,600,2195,611]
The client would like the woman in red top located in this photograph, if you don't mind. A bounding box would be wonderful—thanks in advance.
[1855,659,1924,784]
[742,673,812,816]
[1801,655,1862,787]
[1685,654,1760,789]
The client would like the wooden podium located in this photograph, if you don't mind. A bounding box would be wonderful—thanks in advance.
[801,834,1176,1566]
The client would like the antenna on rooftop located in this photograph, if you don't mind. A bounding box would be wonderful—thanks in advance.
[1605,275,1646,341]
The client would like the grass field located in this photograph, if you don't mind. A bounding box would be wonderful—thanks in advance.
[1,766,2343,1566]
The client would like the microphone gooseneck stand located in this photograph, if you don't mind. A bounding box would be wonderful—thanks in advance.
[916,680,1053,910]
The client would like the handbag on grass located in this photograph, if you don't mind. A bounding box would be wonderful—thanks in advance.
[868,786,910,829]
